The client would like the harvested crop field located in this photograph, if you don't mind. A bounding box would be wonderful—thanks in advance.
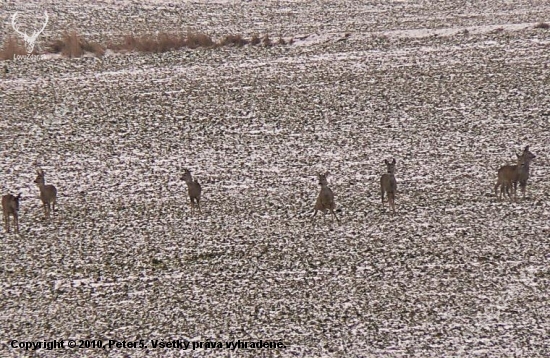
[1,1,549,357]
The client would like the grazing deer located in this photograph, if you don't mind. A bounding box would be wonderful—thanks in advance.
[380,159,397,214]
[313,172,340,223]
[34,169,57,218]
[2,193,21,234]
[494,154,526,201]
[181,169,202,213]
[514,146,536,199]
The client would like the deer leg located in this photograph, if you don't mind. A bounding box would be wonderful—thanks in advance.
[381,188,385,204]
[14,214,18,234]
[312,209,320,223]
[507,183,516,202]
[507,184,513,199]
[4,214,9,233]
[520,182,526,199]
[389,193,396,214]
[331,209,340,223]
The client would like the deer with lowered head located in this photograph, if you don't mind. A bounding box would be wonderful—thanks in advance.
[34,169,57,218]
[2,193,21,234]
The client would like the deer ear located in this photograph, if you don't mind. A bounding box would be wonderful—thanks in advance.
[524,145,529,151]
[324,171,330,177]
[392,158,396,164]
[384,159,389,165]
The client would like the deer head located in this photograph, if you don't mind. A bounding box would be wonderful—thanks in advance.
[11,11,49,54]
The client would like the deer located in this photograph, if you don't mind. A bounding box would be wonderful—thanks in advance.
[494,154,526,201]
[380,159,397,214]
[181,169,202,214]
[494,146,535,200]
[313,172,340,223]
[2,193,21,234]
[11,11,49,54]
[514,146,536,199]
[34,169,57,218]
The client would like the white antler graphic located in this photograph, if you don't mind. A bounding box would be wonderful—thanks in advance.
[11,11,49,54]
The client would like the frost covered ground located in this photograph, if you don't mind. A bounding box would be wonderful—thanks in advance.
[1,0,550,357]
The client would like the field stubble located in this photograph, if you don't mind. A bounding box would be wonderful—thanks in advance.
[1,0,550,357]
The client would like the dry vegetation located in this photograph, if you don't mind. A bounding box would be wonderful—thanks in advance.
[0,31,289,60]
[0,36,28,60]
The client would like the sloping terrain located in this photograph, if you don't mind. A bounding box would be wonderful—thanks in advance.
[1,1,549,357]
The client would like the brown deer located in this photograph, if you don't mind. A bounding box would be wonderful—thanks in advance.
[514,146,536,199]
[181,169,202,213]
[34,169,57,218]
[2,193,21,234]
[494,154,526,201]
[313,172,340,223]
[380,159,397,214]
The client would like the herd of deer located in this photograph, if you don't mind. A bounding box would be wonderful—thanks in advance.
[1,146,537,234]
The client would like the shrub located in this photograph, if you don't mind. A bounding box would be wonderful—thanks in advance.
[46,31,105,58]
[0,36,27,60]
[220,34,248,47]
[250,34,261,46]
[262,34,272,47]
[62,31,83,58]
[186,32,214,49]
[1,29,285,60]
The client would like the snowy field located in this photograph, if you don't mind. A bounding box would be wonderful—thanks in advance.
[1,0,550,357]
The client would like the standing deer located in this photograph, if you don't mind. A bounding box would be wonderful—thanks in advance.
[313,172,340,223]
[494,146,535,200]
[380,159,397,214]
[34,169,57,218]
[494,154,526,201]
[181,169,202,214]
[514,146,536,199]
[2,193,21,234]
